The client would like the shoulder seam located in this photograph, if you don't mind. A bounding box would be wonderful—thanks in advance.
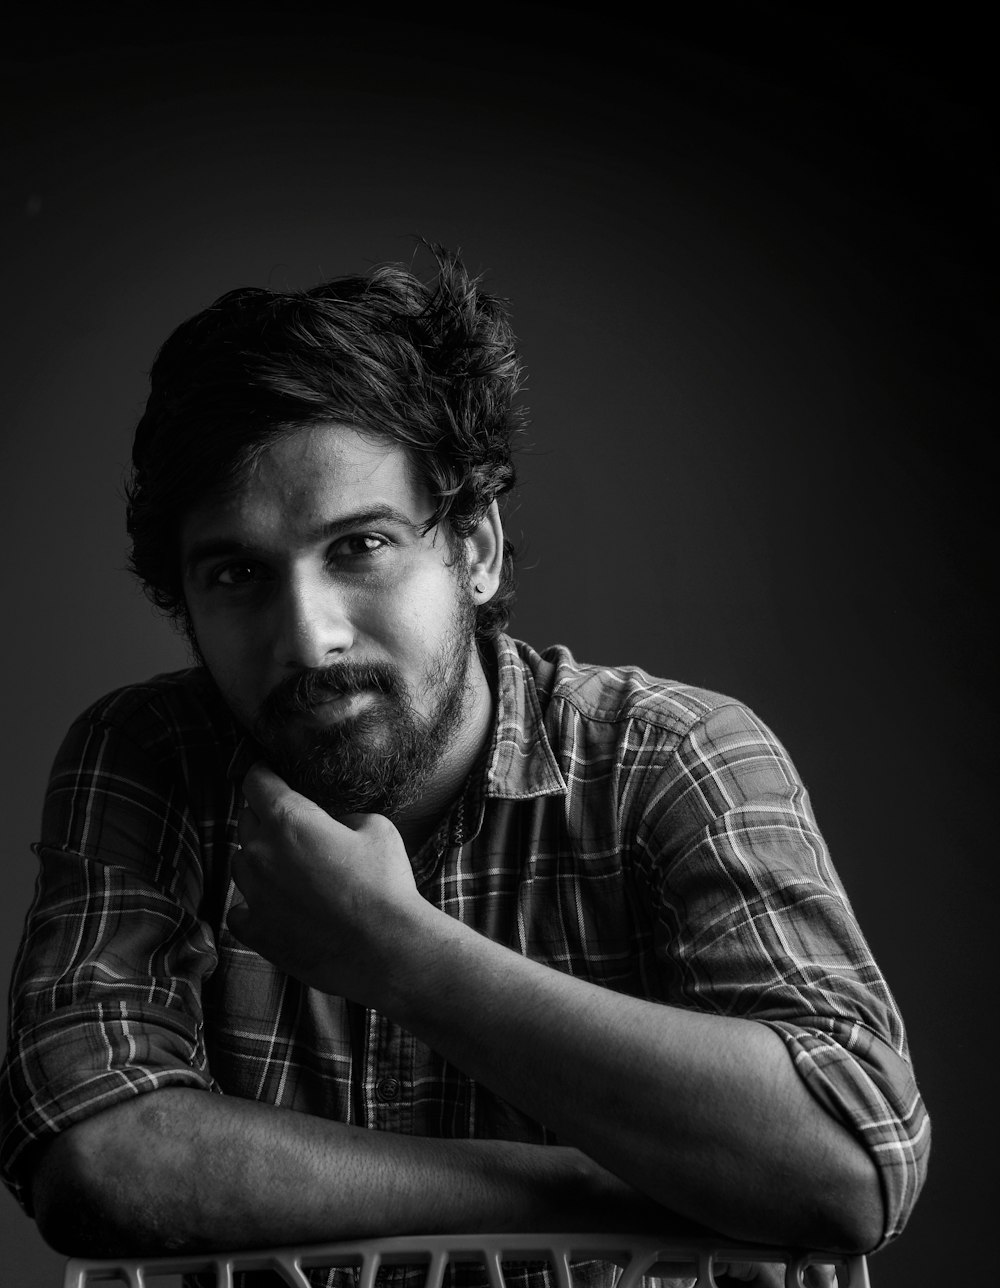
[550,673,747,740]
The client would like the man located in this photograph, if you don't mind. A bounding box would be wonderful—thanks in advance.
[1,251,928,1278]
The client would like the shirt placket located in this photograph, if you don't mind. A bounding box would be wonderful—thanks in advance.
[363,1007,414,1136]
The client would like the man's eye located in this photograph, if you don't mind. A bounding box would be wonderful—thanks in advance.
[331,534,389,561]
[213,562,264,587]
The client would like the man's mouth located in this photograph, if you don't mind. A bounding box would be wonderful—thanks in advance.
[296,689,377,726]
[254,663,400,746]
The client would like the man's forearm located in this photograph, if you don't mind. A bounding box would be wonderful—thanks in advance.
[30,1088,680,1257]
[230,771,886,1255]
[371,901,884,1253]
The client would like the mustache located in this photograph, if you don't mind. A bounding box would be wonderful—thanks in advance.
[256,661,401,723]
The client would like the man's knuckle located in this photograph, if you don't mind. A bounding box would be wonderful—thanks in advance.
[366,814,398,843]
[270,799,303,835]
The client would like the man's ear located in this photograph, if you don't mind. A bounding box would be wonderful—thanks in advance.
[465,501,504,604]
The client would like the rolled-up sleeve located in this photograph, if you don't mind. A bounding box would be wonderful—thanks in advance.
[629,698,930,1246]
[1,705,221,1211]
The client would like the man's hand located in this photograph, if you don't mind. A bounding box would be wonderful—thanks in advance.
[228,763,428,1000]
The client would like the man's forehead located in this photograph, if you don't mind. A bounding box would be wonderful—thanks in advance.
[180,422,432,550]
[259,421,407,487]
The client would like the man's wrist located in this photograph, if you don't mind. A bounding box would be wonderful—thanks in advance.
[366,895,470,1017]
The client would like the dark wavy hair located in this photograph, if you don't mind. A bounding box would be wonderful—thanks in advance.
[126,248,525,640]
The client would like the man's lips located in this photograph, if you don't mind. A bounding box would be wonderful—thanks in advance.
[292,689,377,726]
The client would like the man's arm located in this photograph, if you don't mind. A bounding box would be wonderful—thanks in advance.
[353,904,883,1251]
[11,692,920,1261]
[224,767,883,1254]
[29,1088,684,1256]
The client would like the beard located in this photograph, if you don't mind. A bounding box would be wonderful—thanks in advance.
[249,590,479,818]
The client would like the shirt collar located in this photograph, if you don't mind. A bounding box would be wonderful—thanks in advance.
[483,634,568,801]
[407,635,567,882]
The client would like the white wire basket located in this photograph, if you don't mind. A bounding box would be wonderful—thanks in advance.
[63,1230,870,1288]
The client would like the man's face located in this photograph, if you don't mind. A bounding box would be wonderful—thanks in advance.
[180,423,491,819]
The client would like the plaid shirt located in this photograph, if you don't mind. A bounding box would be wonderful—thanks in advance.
[1,636,928,1248]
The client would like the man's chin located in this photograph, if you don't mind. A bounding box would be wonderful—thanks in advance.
[260,710,391,769]
[286,771,420,821]
[262,730,425,818]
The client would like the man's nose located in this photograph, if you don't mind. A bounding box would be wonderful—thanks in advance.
[272,576,354,670]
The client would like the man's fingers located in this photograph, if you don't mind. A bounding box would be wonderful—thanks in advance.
[338,811,399,841]
[230,846,254,896]
[231,845,271,906]
[237,795,264,848]
[241,763,357,836]
[240,762,289,815]
[227,897,250,942]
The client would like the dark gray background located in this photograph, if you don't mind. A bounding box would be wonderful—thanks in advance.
[1,8,992,1285]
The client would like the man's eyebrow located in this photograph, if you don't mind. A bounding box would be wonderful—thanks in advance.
[182,505,428,575]
[308,504,427,542]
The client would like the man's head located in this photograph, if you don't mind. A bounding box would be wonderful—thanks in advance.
[127,249,523,819]
[127,247,524,644]
[179,421,502,819]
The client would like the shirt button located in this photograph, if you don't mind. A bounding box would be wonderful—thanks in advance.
[375,1076,401,1103]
